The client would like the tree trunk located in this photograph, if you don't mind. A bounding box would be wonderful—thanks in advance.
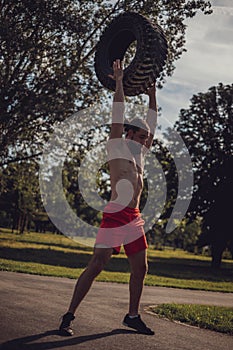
[211,241,226,268]
[19,213,26,234]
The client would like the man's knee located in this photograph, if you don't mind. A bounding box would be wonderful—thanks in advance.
[131,262,148,279]
[88,249,112,276]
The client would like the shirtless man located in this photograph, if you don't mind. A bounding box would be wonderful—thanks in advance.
[59,59,157,336]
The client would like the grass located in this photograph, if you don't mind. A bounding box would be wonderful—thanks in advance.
[149,304,233,335]
[0,228,233,292]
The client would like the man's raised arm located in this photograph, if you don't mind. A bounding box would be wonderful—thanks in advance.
[108,59,125,139]
[145,83,157,149]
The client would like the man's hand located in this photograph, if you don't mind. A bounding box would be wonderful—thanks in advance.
[108,59,123,82]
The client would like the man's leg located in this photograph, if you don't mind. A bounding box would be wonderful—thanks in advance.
[68,247,113,313]
[59,247,112,335]
[122,248,154,335]
[127,249,148,316]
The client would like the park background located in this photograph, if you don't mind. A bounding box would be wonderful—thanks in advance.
[0,0,233,333]
[0,0,232,334]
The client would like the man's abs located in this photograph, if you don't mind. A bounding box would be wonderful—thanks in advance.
[109,158,143,208]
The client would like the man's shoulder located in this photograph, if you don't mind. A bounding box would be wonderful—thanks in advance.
[107,137,126,149]
[107,138,132,161]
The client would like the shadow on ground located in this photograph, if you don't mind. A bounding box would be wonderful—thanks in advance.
[0,328,137,350]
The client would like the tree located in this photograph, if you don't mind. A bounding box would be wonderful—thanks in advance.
[0,0,212,165]
[0,161,45,233]
[174,83,233,267]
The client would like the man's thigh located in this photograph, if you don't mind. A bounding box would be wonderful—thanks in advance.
[92,246,113,264]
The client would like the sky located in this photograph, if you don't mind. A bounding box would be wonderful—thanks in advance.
[157,0,233,125]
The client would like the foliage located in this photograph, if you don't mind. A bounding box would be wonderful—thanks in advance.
[0,0,212,165]
[0,161,45,233]
[165,218,201,251]
[174,83,233,267]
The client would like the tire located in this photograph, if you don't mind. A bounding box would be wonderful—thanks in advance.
[94,12,168,96]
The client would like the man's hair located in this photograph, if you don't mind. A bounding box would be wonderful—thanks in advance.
[124,117,150,136]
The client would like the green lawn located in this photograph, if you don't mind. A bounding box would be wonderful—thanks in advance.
[0,229,233,292]
[149,304,233,335]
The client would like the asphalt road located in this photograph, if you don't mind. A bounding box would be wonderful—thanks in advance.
[0,271,232,350]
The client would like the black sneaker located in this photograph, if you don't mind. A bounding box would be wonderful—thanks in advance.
[59,312,75,336]
[122,314,154,335]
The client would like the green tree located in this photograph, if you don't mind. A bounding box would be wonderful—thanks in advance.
[0,0,212,165]
[0,161,45,233]
[174,83,233,267]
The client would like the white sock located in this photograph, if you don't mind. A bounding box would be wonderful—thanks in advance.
[129,314,139,319]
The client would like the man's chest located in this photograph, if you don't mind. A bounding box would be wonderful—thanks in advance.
[109,158,143,182]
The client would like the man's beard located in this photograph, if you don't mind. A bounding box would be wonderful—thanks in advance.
[127,139,142,155]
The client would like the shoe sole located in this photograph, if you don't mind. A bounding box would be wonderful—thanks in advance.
[59,328,74,336]
[122,321,154,335]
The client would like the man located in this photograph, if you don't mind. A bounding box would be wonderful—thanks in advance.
[59,59,157,336]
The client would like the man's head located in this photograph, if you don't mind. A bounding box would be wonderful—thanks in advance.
[124,118,150,153]
[124,118,150,154]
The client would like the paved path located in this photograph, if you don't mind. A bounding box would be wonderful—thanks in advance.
[0,271,232,350]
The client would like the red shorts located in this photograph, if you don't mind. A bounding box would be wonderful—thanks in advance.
[95,202,148,256]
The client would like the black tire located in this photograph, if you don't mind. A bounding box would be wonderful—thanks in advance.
[94,12,168,96]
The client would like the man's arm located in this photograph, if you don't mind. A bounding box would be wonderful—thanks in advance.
[145,83,157,149]
[108,59,125,139]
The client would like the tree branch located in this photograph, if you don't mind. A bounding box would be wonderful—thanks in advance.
[0,152,42,166]
[79,0,122,64]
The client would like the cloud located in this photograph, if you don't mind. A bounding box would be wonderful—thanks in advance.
[157,83,193,125]
[182,11,233,86]
[159,6,233,124]
[212,5,233,16]
[212,0,233,8]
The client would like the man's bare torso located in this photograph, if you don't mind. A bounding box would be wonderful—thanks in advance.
[107,139,144,208]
